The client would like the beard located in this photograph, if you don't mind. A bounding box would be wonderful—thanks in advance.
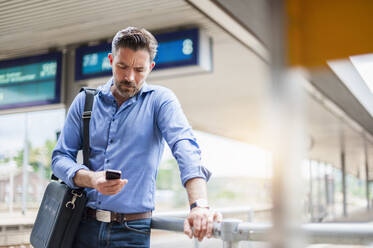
[114,79,141,100]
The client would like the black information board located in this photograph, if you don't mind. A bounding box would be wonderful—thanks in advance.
[75,28,201,81]
[0,52,62,110]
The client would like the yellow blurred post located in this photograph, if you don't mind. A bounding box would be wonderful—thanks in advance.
[287,0,373,67]
[268,1,306,248]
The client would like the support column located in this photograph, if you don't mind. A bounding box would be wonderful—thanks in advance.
[22,113,29,215]
[317,161,322,219]
[364,138,370,210]
[268,0,305,247]
[309,160,314,221]
[340,133,347,217]
[64,45,85,110]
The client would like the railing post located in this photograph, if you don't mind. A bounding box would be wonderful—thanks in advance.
[247,210,254,248]
[221,219,242,248]
[193,238,200,248]
[247,209,253,222]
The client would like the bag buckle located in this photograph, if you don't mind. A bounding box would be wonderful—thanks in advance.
[65,190,83,209]
[96,209,111,223]
[82,111,92,119]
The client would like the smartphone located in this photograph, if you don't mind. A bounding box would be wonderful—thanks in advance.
[105,169,122,180]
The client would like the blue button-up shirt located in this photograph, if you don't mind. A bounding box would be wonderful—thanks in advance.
[52,78,211,213]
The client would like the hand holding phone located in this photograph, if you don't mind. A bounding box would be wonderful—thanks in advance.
[105,169,122,180]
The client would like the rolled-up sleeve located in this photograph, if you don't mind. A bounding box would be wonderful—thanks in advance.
[51,92,90,188]
[156,89,211,186]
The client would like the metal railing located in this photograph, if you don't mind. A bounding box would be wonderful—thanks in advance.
[152,206,268,248]
[2,206,373,247]
[153,206,266,219]
[151,212,373,247]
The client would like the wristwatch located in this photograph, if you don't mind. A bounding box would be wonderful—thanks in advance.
[190,199,209,210]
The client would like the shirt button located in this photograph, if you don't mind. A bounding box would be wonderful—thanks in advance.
[106,159,109,163]
[109,139,113,144]
[98,201,101,205]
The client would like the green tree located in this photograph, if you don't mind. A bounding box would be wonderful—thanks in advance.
[0,155,10,164]
[12,139,56,179]
[156,158,188,208]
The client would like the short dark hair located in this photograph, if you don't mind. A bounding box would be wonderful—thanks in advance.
[112,27,158,61]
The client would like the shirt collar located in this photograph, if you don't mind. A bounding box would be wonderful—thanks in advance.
[99,78,113,97]
[98,77,154,101]
[138,81,154,97]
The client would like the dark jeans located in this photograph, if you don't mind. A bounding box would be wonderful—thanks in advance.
[73,217,151,248]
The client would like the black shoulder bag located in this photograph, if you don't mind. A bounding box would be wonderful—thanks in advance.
[30,88,97,248]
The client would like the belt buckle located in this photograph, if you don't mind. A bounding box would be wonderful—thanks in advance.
[96,209,111,223]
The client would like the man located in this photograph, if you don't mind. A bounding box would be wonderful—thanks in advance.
[52,27,222,248]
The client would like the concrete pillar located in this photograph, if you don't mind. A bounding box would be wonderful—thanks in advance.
[268,0,305,247]
[364,138,370,210]
[309,160,314,221]
[340,135,347,217]
[64,45,85,111]
[317,161,322,218]
[22,113,29,215]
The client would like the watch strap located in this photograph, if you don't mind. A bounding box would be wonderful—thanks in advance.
[190,199,209,210]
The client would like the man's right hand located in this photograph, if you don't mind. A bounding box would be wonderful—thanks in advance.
[92,171,128,195]
[74,169,128,195]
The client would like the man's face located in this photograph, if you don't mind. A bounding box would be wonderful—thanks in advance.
[109,47,155,100]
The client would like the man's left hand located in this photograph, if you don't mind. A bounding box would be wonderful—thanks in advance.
[184,208,223,241]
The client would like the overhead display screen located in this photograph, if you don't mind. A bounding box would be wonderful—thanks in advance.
[75,28,210,81]
[0,52,62,110]
[75,42,112,81]
[154,28,198,70]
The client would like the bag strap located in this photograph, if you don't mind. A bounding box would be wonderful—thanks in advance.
[80,87,97,168]
[51,87,97,181]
